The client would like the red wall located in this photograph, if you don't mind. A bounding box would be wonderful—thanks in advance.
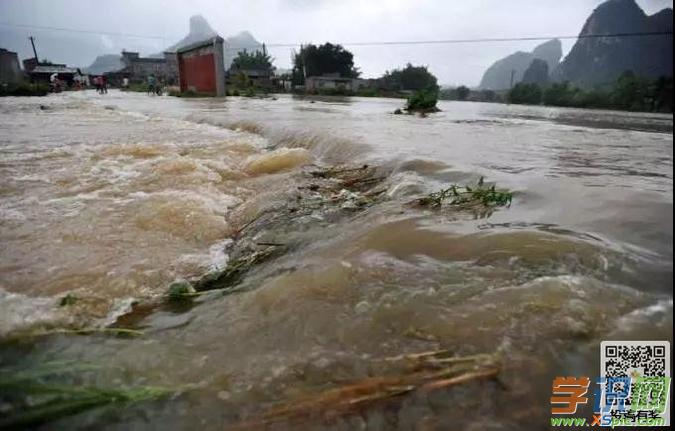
[179,54,216,94]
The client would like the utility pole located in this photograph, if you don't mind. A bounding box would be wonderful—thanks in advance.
[509,69,515,89]
[301,44,307,82]
[29,36,39,62]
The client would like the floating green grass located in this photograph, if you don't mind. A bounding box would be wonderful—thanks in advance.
[416,177,513,209]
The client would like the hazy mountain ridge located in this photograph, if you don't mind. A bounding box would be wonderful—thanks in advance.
[82,15,263,73]
[162,16,263,68]
[223,31,263,68]
[551,0,673,87]
[82,54,125,75]
[479,39,562,90]
[163,15,218,53]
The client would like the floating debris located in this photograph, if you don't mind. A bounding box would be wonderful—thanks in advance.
[415,177,513,210]
[193,246,280,292]
[226,350,499,430]
[3,327,144,341]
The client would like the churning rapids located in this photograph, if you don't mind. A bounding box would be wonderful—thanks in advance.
[0,91,672,430]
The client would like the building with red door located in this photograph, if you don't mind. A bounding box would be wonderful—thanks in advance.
[177,37,225,96]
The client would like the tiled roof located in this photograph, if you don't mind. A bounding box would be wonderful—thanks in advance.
[31,65,79,74]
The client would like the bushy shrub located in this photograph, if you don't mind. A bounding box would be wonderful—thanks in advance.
[0,82,49,97]
[405,89,439,112]
[244,87,256,97]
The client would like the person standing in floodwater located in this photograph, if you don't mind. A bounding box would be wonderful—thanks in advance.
[100,75,108,94]
[147,74,156,96]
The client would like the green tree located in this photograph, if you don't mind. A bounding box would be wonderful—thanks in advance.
[455,85,470,101]
[232,71,253,89]
[292,43,359,84]
[508,83,542,105]
[651,76,673,112]
[542,82,578,106]
[572,89,611,109]
[381,64,438,91]
[479,89,498,102]
[611,71,649,111]
[231,49,274,73]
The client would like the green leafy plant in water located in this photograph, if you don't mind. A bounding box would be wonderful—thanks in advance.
[405,88,440,113]
[0,361,176,429]
[167,280,195,301]
[417,177,513,209]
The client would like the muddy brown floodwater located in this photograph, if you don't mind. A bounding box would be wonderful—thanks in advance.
[0,91,672,430]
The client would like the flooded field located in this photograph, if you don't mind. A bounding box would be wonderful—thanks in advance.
[0,91,672,430]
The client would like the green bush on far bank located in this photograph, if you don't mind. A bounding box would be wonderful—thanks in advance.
[121,83,149,93]
[0,82,49,97]
[508,72,673,112]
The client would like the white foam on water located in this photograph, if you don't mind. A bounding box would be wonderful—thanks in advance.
[207,239,232,271]
[0,288,71,337]
[0,208,26,222]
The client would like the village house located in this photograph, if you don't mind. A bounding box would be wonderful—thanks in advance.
[274,71,293,92]
[29,64,81,87]
[226,68,273,89]
[16,54,83,88]
[304,74,375,93]
[177,37,225,96]
[0,48,23,84]
[22,57,40,72]
[106,51,178,86]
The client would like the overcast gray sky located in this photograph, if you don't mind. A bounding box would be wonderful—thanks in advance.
[1,0,672,85]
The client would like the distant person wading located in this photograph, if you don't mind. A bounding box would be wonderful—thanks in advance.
[147,74,161,96]
[94,76,107,94]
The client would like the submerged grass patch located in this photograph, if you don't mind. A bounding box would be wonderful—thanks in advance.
[0,361,176,429]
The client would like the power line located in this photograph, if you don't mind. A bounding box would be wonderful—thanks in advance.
[0,21,671,47]
[306,31,674,48]
[0,22,166,40]
[214,31,675,52]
